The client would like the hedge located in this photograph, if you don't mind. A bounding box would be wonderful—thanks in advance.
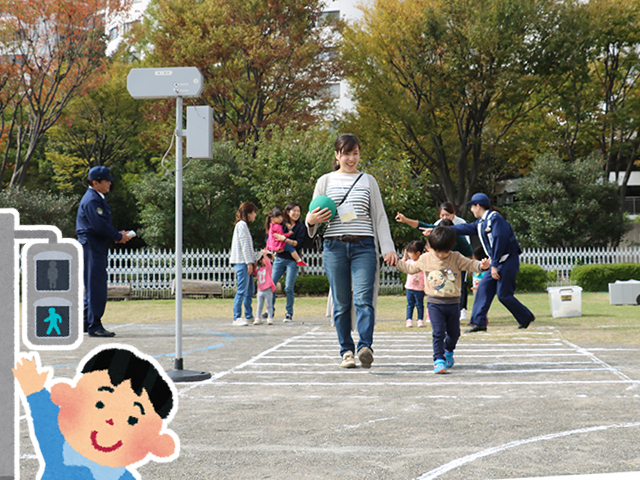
[570,263,640,292]
[293,275,330,295]
[516,264,548,292]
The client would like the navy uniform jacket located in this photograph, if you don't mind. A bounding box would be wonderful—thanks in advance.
[452,211,521,268]
[76,188,122,250]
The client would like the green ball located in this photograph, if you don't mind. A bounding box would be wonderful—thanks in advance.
[308,195,337,220]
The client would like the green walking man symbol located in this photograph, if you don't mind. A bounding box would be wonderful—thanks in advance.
[44,307,62,335]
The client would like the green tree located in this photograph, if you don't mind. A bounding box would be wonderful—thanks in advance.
[234,126,335,214]
[0,0,129,190]
[132,0,341,144]
[133,144,250,251]
[0,189,79,238]
[340,0,582,213]
[582,0,640,206]
[43,59,157,231]
[45,60,154,192]
[506,154,629,248]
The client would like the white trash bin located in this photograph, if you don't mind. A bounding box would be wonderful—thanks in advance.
[547,286,583,318]
[608,279,640,305]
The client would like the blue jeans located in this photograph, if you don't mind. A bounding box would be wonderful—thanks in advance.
[406,289,425,320]
[323,237,377,356]
[233,264,254,320]
[271,257,299,317]
[428,303,461,362]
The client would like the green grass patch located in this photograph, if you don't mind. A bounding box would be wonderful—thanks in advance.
[103,292,640,346]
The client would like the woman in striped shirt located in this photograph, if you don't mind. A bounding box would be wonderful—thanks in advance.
[229,201,258,326]
[306,134,397,369]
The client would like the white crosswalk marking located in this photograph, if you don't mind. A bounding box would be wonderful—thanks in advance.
[205,328,635,387]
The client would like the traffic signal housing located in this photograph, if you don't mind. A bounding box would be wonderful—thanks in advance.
[22,241,83,350]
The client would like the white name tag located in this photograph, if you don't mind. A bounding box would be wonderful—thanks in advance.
[338,202,357,223]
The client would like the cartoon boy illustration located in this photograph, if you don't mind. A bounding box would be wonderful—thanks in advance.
[13,344,179,480]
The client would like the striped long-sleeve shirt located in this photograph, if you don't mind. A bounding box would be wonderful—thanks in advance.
[229,220,256,265]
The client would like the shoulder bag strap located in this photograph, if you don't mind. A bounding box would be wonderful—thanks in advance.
[338,173,364,207]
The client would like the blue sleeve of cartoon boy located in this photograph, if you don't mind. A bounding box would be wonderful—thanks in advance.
[27,389,66,467]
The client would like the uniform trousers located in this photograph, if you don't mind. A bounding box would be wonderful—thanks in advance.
[470,253,533,327]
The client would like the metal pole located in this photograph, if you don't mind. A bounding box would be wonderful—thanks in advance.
[175,96,184,369]
[0,212,16,479]
[166,98,210,383]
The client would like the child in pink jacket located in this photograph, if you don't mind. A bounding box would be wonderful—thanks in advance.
[255,250,277,325]
[265,208,307,267]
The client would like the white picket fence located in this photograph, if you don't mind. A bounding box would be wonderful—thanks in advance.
[107,246,640,297]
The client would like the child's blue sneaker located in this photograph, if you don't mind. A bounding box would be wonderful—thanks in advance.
[434,359,447,374]
[445,351,454,368]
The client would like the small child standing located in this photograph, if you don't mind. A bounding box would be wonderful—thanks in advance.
[403,240,426,328]
[396,226,490,374]
[471,246,488,291]
[255,250,276,325]
[265,208,307,267]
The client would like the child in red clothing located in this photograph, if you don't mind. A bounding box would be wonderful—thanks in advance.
[265,208,307,266]
[255,250,277,325]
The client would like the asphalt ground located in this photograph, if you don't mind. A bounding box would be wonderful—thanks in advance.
[17,314,640,480]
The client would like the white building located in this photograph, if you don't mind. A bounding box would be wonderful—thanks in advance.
[320,0,370,114]
[105,0,151,57]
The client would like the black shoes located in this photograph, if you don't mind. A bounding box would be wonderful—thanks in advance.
[89,328,116,337]
[466,325,487,333]
[518,315,536,329]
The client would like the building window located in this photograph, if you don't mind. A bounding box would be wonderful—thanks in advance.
[321,82,340,99]
[318,10,339,26]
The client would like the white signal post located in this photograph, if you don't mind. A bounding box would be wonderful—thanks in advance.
[127,67,212,382]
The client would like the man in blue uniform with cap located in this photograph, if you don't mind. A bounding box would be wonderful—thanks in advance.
[76,166,131,337]
[451,193,535,332]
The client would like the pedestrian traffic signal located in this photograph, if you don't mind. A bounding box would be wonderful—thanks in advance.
[22,241,83,350]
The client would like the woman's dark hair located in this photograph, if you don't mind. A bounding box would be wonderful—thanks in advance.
[406,240,425,255]
[265,207,284,233]
[438,218,454,227]
[283,202,302,225]
[235,201,257,225]
[333,134,361,171]
[427,226,457,252]
[439,202,456,215]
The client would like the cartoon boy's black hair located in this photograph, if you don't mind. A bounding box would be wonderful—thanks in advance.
[82,348,174,419]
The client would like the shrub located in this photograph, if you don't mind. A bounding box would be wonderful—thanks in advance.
[516,264,548,292]
[295,275,330,295]
[0,188,79,238]
[570,263,640,292]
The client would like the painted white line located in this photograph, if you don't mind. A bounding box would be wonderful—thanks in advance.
[232,367,611,375]
[561,338,633,381]
[495,472,640,480]
[177,327,321,395]
[414,422,640,480]
[207,380,639,387]
[248,361,597,368]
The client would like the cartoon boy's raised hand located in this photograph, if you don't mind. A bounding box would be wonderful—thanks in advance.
[13,353,51,397]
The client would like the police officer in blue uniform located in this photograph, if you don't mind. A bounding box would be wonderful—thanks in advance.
[451,193,535,332]
[76,166,131,337]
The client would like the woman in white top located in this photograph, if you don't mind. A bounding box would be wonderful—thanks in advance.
[307,134,397,369]
[229,201,257,326]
